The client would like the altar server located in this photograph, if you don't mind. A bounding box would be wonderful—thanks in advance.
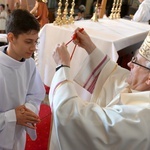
[0,9,45,150]
[49,28,150,150]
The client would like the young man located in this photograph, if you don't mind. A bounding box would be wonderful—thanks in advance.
[0,9,45,149]
[49,28,150,150]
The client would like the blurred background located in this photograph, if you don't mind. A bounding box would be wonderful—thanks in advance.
[0,0,140,23]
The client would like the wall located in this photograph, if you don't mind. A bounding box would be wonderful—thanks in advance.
[0,0,5,4]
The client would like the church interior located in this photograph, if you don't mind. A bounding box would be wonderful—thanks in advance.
[0,0,149,150]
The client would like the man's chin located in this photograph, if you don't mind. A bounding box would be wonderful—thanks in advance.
[25,54,34,59]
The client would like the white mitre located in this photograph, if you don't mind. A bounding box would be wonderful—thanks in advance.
[139,31,150,61]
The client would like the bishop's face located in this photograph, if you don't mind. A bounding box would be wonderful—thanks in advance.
[126,53,150,91]
[7,30,39,61]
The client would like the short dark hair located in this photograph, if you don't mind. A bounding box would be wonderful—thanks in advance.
[6,9,40,37]
[78,5,85,13]
[0,4,5,9]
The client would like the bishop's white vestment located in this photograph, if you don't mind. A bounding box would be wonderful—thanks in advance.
[0,46,45,150]
[49,48,150,150]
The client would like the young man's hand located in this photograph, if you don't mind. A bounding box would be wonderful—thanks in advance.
[15,105,41,129]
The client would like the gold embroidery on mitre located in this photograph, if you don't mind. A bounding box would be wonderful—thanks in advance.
[139,32,150,61]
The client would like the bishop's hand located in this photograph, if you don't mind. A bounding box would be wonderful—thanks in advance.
[53,43,70,67]
[73,28,96,54]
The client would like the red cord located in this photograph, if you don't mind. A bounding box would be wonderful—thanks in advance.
[65,28,84,60]
[70,44,77,60]
[65,39,73,46]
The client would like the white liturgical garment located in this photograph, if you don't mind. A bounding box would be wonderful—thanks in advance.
[0,46,45,150]
[49,48,150,150]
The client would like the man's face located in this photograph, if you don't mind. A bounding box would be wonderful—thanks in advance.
[7,30,39,60]
[126,53,150,91]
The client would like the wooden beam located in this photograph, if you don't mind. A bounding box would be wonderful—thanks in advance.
[99,0,108,18]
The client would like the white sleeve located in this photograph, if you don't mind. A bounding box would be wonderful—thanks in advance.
[74,48,109,93]
[25,67,45,114]
[0,110,16,149]
[25,67,45,140]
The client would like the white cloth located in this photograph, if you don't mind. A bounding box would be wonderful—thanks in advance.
[132,0,150,23]
[49,48,150,150]
[0,10,8,30]
[0,46,45,150]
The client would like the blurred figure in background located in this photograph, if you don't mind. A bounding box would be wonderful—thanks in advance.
[132,0,150,24]
[0,4,8,33]
[14,1,20,9]
[6,3,11,16]
[30,0,49,28]
[75,5,86,21]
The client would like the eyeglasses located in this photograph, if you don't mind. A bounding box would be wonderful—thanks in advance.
[131,56,150,71]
